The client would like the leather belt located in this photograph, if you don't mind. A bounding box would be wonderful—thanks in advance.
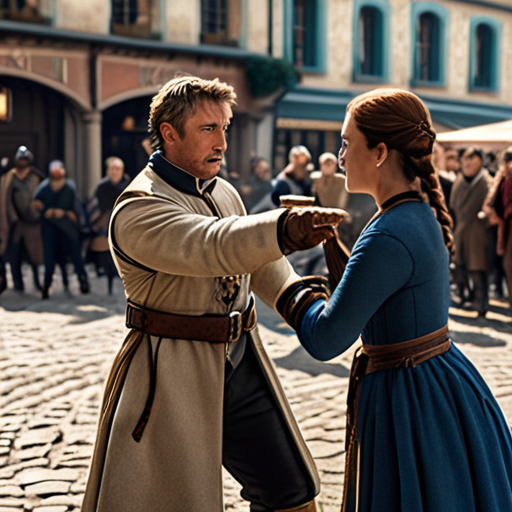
[125,296,257,343]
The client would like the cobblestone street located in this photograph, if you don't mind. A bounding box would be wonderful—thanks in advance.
[1,269,512,512]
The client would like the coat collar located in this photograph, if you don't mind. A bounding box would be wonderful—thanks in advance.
[149,151,217,197]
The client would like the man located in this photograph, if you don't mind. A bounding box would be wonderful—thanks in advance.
[82,76,344,512]
[450,147,493,316]
[0,145,44,292]
[33,160,89,299]
[88,156,130,294]
[271,145,313,206]
[311,152,349,210]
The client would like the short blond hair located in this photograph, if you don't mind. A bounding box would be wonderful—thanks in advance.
[318,152,337,165]
[149,75,237,150]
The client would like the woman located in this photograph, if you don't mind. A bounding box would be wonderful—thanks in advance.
[277,89,512,511]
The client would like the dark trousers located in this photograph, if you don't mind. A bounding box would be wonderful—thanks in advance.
[42,222,86,286]
[469,270,489,315]
[223,340,316,511]
[8,237,40,291]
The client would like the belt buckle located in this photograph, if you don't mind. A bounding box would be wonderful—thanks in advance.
[228,311,242,343]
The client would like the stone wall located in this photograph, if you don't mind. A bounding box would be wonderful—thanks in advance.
[54,0,110,34]
[296,0,512,106]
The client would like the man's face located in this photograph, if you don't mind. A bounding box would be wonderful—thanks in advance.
[107,161,124,184]
[15,157,30,170]
[445,150,460,173]
[320,160,337,176]
[162,100,232,180]
[461,154,483,178]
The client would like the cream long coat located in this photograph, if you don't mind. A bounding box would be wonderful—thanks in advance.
[82,163,320,512]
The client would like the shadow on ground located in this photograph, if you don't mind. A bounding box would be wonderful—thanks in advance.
[255,297,350,377]
[449,299,512,340]
[273,346,350,378]
[0,266,125,323]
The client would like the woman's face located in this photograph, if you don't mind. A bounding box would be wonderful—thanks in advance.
[339,113,379,194]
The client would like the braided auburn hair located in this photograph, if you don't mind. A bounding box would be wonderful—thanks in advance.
[346,88,454,253]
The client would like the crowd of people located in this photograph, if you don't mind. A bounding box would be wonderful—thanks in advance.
[238,141,512,318]
[1,137,511,316]
[0,146,130,298]
[434,145,512,317]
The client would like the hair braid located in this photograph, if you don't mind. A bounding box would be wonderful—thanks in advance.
[404,154,454,254]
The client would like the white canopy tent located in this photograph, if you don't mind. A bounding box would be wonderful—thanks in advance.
[437,119,512,151]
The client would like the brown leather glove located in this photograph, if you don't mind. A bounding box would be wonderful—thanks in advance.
[276,277,330,331]
[279,207,348,256]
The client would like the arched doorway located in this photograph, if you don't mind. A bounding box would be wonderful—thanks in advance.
[0,75,84,187]
[102,95,153,180]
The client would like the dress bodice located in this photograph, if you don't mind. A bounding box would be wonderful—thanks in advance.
[300,201,450,360]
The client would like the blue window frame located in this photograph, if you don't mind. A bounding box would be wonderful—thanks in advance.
[353,0,389,83]
[411,3,448,87]
[469,17,501,92]
[283,0,326,73]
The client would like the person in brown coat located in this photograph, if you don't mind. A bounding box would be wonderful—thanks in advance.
[450,147,493,316]
[0,145,44,292]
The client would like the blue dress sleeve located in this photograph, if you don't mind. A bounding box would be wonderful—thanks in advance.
[299,231,414,361]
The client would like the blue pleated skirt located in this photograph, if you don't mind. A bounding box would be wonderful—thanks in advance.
[356,342,512,512]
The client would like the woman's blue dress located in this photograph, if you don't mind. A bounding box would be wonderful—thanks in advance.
[299,201,512,511]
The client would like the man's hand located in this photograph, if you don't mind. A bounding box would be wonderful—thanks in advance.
[53,208,66,219]
[279,206,348,256]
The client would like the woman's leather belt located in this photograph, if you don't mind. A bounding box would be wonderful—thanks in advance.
[125,297,257,343]
[342,325,451,512]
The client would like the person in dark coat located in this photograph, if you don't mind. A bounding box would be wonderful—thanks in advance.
[33,160,90,299]
[450,148,493,316]
[88,156,130,293]
[271,145,313,206]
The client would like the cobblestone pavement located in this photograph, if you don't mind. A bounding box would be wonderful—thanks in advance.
[1,268,512,512]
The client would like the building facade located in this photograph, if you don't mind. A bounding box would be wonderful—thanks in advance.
[1,0,512,192]
[273,0,512,170]
[0,0,279,195]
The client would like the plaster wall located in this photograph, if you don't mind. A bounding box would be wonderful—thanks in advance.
[164,0,200,44]
[54,0,110,34]
[271,0,284,58]
[246,0,268,54]
[300,0,354,90]
[297,0,512,107]
[410,1,512,104]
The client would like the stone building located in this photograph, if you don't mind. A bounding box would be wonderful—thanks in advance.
[0,0,281,195]
[273,0,512,170]
[1,1,512,190]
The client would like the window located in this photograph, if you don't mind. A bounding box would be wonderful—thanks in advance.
[470,18,500,92]
[284,0,326,73]
[411,3,448,87]
[202,0,227,38]
[293,0,316,67]
[416,13,441,82]
[200,0,241,46]
[111,0,154,38]
[357,6,384,77]
[0,0,47,23]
